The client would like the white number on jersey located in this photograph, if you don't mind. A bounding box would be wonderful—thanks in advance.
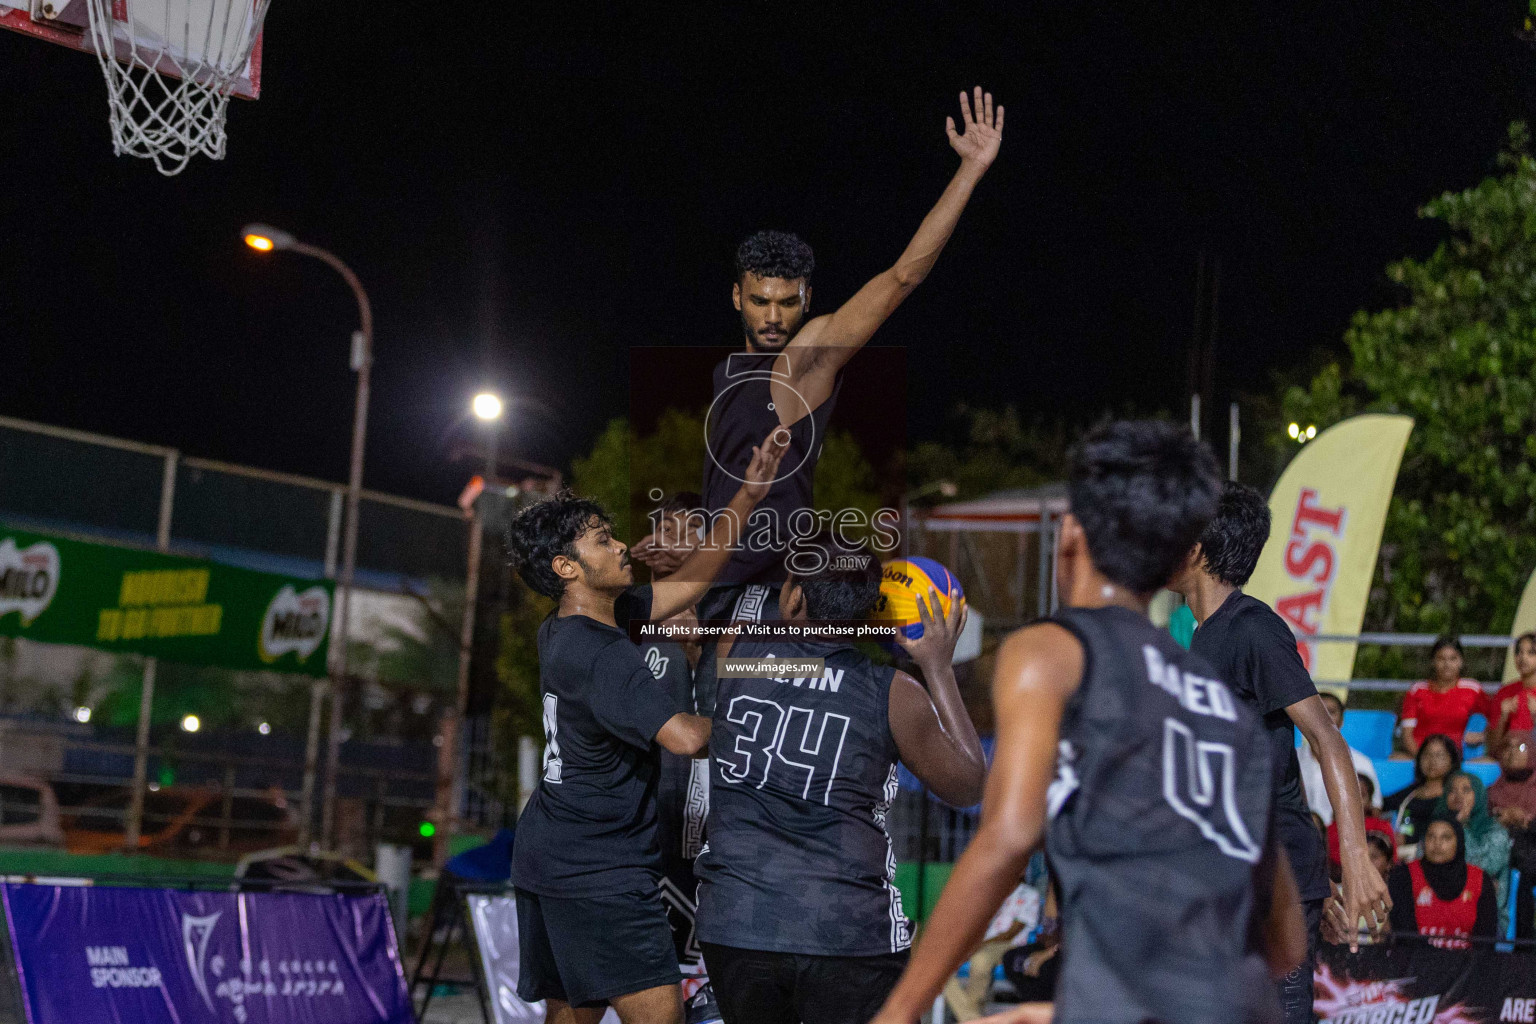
[1161,717,1261,863]
[542,693,563,784]
[716,695,850,805]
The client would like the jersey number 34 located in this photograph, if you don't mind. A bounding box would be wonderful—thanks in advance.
[716,695,850,806]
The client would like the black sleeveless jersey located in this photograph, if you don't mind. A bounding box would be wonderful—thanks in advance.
[695,637,910,956]
[641,634,710,978]
[702,352,843,586]
[1044,606,1282,1024]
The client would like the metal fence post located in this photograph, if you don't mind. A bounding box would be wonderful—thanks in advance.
[125,449,177,851]
[299,489,346,848]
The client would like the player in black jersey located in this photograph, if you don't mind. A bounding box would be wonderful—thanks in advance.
[644,492,722,1024]
[872,421,1307,1024]
[632,86,1005,617]
[696,532,986,1024]
[506,430,786,1024]
[1167,482,1391,1023]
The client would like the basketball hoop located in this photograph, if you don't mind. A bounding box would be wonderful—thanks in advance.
[81,0,272,175]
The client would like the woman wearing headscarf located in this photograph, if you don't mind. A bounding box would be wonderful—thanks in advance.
[1382,733,1461,847]
[1437,770,1513,934]
[1386,813,1498,949]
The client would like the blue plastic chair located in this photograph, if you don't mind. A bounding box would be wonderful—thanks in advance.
[1340,709,1397,760]
[1374,758,1414,798]
[1463,713,1488,761]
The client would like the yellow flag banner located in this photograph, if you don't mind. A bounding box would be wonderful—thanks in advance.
[1245,414,1413,685]
[1503,568,1536,682]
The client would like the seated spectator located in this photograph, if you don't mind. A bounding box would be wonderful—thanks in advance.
[1488,733,1536,939]
[999,888,1059,1008]
[1386,814,1497,949]
[1382,733,1461,847]
[1300,692,1380,824]
[1489,733,1536,831]
[1326,773,1396,874]
[943,882,1041,1021]
[1487,632,1536,755]
[1437,769,1512,935]
[1397,636,1488,755]
[1366,831,1395,881]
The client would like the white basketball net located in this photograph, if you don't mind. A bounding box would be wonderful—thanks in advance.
[83,0,272,176]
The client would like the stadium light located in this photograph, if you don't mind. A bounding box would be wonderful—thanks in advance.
[241,223,296,252]
[472,391,503,422]
[181,714,201,733]
[239,222,374,851]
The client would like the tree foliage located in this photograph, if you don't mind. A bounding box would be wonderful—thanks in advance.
[907,405,1069,501]
[1283,124,1536,640]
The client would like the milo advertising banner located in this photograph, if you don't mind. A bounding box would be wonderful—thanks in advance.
[1316,943,1536,1023]
[0,525,332,676]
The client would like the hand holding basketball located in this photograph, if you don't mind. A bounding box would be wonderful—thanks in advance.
[897,588,967,669]
[947,86,1003,171]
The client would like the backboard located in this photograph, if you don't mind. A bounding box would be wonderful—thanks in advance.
[0,0,262,100]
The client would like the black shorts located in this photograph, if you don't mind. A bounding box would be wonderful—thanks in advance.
[516,887,682,1007]
[700,942,907,1024]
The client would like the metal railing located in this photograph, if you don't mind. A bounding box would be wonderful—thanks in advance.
[0,726,435,857]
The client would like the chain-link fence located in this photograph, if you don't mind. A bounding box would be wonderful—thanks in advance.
[0,414,466,858]
[0,415,466,584]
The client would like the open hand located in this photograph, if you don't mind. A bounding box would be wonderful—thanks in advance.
[741,426,791,502]
[947,86,1003,171]
[630,533,690,577]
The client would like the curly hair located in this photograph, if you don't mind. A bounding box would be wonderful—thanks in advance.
[735,230,815,282]
[1068,420,1222,594]
[1197,481,1272,587]
[506,491,612,599]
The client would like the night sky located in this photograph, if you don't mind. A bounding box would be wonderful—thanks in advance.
[4,3,1533,505]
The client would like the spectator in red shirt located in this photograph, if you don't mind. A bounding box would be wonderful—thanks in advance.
[1326,773,1396,873]
[1386,814,1497,949]
[1486,632,1536,756]
[1397,635,1488,755]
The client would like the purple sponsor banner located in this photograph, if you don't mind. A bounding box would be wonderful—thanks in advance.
[1,883,413,1024]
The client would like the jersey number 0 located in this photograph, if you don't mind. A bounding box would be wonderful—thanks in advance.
[1161,717,1261,863]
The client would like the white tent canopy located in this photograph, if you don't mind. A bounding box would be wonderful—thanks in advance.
[921,482,1068,533]
[915,482,1067,623]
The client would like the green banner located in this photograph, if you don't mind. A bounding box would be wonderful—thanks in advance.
[0,524,333,676]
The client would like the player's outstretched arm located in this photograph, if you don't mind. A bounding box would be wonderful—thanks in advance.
[656,713,711,757]
[889,590,987,807]
[869,624,1080,1024]
[1288,694,1390,951]
[649,427,789,621]
[787,87,1002,398]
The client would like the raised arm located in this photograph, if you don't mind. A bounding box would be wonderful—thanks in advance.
[1289,695,1390,951]
[783,88,1003,406]
[648,427,789,621]
[889,591,987,807]
[869,624,1081,1024]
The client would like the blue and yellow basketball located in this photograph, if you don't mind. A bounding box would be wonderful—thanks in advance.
[873,557,964,642]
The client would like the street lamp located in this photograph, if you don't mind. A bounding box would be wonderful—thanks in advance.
[433,390,505,864]
[1287,422,1318,444]
[242,222,374,851]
